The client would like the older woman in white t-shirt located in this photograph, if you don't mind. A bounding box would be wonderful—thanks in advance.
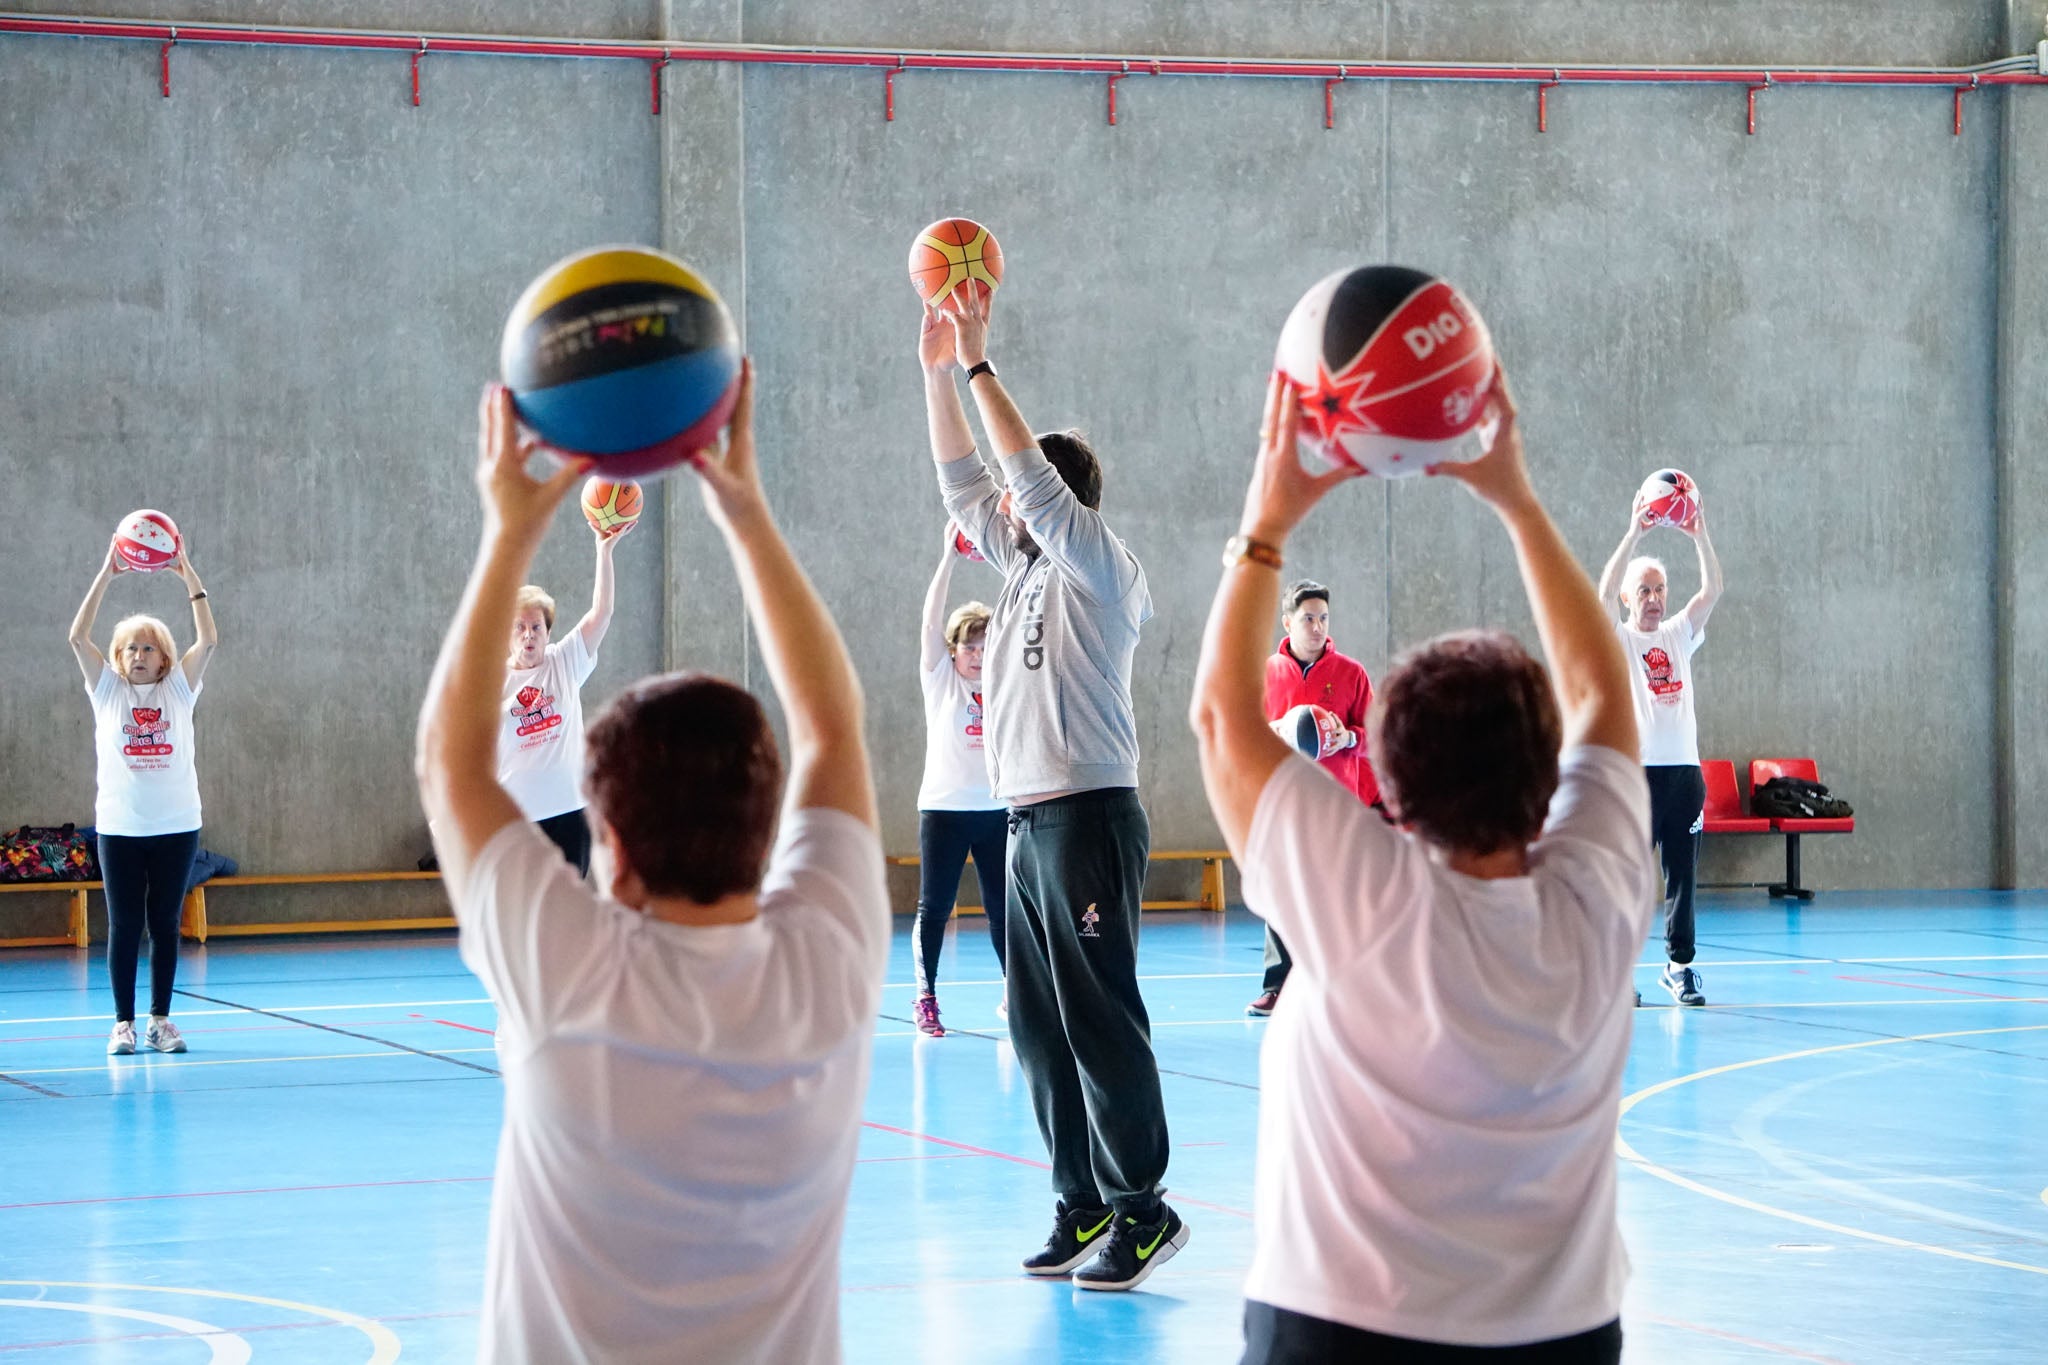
[68,539,219,1056]
[910,522,1007,1038]
[1191,371,1653,1363]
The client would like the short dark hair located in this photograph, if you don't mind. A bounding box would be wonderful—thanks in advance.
[1284,580,1330,615]
[584,673,784,902]
[1036,430,1102,510]
[1371,631,1561,856]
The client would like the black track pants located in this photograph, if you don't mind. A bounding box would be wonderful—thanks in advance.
[1005,789,1170,1217]
[914,808,1009,995]
[98,830,200,1022]
[1243,1302,1621,1364]
[536,809,591,877]
[1645,764,1705,965]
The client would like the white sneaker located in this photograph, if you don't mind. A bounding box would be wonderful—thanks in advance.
[997,999,1009,1021]
[145,1016,188,1053]
[108,1020,136,1055]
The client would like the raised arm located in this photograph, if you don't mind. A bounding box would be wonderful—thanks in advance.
[1595,497,1648,619]
[922,305,1015,576]
[1679,510,1725,634]
[1438,377,1636,759]
[692,362,876,829]
[417,387,590,900]
[573,522,620,655]
[69,545,122,685]
[172,546,219,687]
[1190,372,1362,852]
[921,524,959,673]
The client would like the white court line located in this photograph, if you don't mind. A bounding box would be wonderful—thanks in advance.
[1,1047,496,1078]
[0,999,492,1027]
[0,1298,250,1364]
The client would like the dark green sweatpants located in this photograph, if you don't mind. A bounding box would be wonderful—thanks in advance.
[1005,788,1170,1217]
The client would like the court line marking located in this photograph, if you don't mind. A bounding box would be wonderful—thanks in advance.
[0,1174,493,1213]
[177,989,502,1076]
[0,1298,249,1364]
[0,1047,496,1078]
[1616,1023,2048,1277]
[1634,1312,1859,1365]
[0,1282,398,1364]
[0,1000,495,1026]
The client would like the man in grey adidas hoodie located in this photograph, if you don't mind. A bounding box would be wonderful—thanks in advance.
[919,286,1187,1292]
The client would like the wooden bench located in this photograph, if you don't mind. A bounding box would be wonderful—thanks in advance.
[0,881,100,948]
[1,872,450,949]
[886,850,1231,913]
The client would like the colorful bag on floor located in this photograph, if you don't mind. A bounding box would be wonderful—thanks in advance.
[0,824,99,882]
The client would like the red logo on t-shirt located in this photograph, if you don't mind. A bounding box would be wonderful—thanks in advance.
[1641,647,1684,705]
[121,706,173,758]
[965,690,985,746]
[511,686,564,739]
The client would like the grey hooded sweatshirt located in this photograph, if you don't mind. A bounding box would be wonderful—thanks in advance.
[938,445,1152,803]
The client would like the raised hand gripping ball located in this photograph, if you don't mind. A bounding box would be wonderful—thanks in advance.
[909,218,1004,307]
[112,509,181,572]
[1275,265,1497,478]
[1637,469,1701,531]
[1274,704,1348,761]
[581,478,644,538]
[500,245,741,479]
[953,528,985,562]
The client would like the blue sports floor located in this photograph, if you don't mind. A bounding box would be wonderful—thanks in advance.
[3,892,2047,1362]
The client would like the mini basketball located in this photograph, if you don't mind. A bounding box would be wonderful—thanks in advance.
[500,245,741,479]
[953,528,985,562]
[1276,704,1344,761]
[1638,468,1701,531]
[1274,265,1498,478]
[112,508,180,572]
[909,218,1004,307]
[581,478,644,537]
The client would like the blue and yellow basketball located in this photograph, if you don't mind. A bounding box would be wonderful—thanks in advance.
[499,245,741,478]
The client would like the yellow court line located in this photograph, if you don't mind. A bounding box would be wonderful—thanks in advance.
[0,1280,399,1364]
[4,1047,495,1078]
[1616,1023,2048,1277]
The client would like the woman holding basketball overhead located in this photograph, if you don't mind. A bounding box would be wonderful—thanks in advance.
[69,538,219,1056]
[911,522,1007,1037]
[498,513,628,876]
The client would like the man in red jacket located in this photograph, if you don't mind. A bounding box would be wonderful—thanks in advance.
[1247,580,1381,1016]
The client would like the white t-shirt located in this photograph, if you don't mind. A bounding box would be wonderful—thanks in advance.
[497,632,598,821]
[916,656,1002,812]
[1616,616,1703,767]
[89,664,202,837]
[1238,746,1655,1347]
[457,807,889,1365]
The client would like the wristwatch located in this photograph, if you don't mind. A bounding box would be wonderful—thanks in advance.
[964,359,997,383]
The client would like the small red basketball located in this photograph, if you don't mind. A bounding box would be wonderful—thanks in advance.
[1274,265,1497,479]
[112,509,181,572]
[581,478,644,537]
[909,218,1004,307]
[1638,469,1700,531]
[953,528,985,562]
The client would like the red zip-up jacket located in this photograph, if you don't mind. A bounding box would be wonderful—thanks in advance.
[1263,637,1381,806]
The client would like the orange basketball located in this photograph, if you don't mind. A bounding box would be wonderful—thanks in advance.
[581,477,644,537]
[908,218,1004,307]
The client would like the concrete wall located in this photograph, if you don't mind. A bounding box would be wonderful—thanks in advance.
[1,1,2038,931]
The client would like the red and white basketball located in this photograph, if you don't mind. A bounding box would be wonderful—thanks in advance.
[112,508,181,572]
[1274,265,1498,478]
[580,477,644,538]
[1637,469,1700,531]
[1275,704,1347,760]
[953,528,985,562]
[909,218,1004,307]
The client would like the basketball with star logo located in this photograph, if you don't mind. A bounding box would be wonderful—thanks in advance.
[1274,265,1498,478]
[580,477,644,537]
[1637,468,1701,531]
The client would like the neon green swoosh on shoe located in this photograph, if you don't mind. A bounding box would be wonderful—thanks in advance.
[1076,1212,1114,1244]
[1136,1225,1167,1259]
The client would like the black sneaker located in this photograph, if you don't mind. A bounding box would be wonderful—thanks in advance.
[1072,1203,1190,1292]
[1661,963,1706,1006]
[1021,1200,1116,1277]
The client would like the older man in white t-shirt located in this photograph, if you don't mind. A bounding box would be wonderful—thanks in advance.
[1190,369,1652,1362]
[418,367,886,1364]
[1597,493,1724,1006]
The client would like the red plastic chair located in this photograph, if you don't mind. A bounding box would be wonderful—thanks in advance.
[1749,758,1855,899]
[1701,760,1770,834]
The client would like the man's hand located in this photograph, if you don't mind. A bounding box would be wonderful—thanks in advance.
[686,359,767,529]
[940,285,992,370]
[476,385,589,547]
[1431,369,1536,516]
[1239,369,1361,544]
[919,304,957,373]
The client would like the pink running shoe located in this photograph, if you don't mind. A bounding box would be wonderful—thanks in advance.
[914,995,945,1037]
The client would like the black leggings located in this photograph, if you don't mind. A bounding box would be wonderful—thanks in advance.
[1645,765,1705,965]
[537,809,592,877]
[98,830,200,1023]
[1243,1302,1621,1364]
[914,808,1009,995]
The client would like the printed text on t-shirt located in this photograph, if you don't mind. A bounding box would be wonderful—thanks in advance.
[122,707,173,764]
[1640,647,1684,706]
[511,685,565,744]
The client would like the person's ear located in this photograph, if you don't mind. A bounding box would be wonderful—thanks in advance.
[599,819,649,910]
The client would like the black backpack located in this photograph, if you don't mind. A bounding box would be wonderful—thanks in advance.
[1750,776,1853,820]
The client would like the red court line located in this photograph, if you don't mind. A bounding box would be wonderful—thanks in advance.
[1638,1313,1861,1365]
[425,1017,496,1035]
[0,1019,426,1045]
[855,1153,979,1164]
[0,1307,478,1354]
[1834,975,2033,1001]
[0,1173,492,1212]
